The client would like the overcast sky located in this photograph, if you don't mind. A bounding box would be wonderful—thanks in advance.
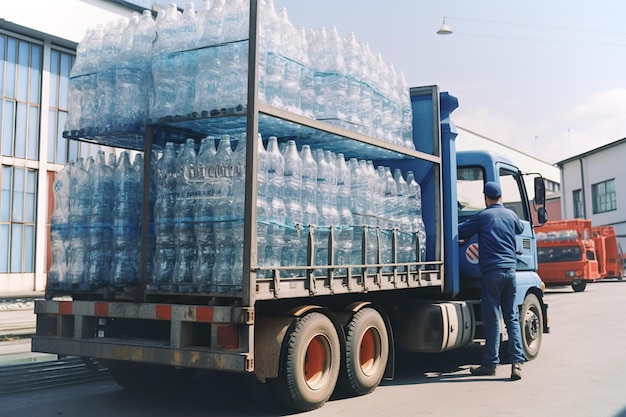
[267,0,626,164]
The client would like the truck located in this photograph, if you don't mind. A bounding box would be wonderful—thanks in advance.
[32,3,549,412]
[536,219,600,292]
[536,220,624,292]
[592,226,624,281]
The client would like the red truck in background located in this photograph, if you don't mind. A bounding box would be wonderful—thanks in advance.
[537,220,624,292]
[536,220,600,292]
[592,226,624,281]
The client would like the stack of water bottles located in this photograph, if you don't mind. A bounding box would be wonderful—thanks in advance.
[48,150,150,290]
[145,134,426,294]
[65,0,414,150]
[49,133,426,294]
[66,10,156,136]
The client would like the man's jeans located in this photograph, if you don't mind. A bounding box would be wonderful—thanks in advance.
[481,268,526,367]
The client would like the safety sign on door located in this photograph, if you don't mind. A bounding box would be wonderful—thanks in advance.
[465,243,479,264]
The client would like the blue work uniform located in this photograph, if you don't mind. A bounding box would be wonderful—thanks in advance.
[459,203,526,367]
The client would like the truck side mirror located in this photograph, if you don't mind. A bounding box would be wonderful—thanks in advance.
[534,177,546,205]
[537,207,548,225]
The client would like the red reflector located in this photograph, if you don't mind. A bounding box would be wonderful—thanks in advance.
[156,305,172,320]
[216,325,239,349]
[95,302,109,317]
[196,306,214,323]
[59,301,72,315]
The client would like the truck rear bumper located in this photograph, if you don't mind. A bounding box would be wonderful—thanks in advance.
[32,299,255,373]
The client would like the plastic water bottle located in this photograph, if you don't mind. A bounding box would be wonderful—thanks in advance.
[407,171,426,266]
[298,27,315,118]
[66,28,93,134]
[310,27,347,121]
[378,166,397,271]
[258,0,283,108]
[281,140,303,275]
[85,151,114,287]
[116,10,155,131]
[335,154,353,272]
[222,0,249,43]
[110,152,139,286]
[173,138,197,285]
[219,39,248,113]
[212,135,235,290]
[228,134,247,290]
[349,158,366,266]
[362,160,380,269]
[49,162,72,286]
[195,0,225,116]
[264,137,285,274]
[67,158,91,285]
[313,149,337,273]
[256,135,270,277]
[152,142,178,284]
[173,3,198,118]
[342,32,363,125]
[97,19,125,132]
[197,0,224,46]
[398,71,414,150]
[277,8,302,115]
[79,24,104,131]
[132,153,145,231]
[394,169,412,270]
[219,0,249,113]
[298,145,317,268]
[150,3,180,120]
[193,136,217,288]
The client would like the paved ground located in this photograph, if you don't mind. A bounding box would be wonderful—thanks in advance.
[0,293,56,366]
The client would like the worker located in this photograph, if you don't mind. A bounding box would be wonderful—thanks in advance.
[458,181,525,380]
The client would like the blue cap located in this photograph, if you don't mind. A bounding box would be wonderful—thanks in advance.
[484,181,501,199]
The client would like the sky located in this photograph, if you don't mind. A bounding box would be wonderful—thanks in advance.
[263,0,626,165]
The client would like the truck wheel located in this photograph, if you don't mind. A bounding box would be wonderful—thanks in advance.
[106,360,196,391]
[572,280,587,292]
[340,307,388,396]
[274,312,341,412]
[521,294,543,360]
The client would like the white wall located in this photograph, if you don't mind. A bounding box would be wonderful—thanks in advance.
[560,140,626,251]
[3,0,133,44]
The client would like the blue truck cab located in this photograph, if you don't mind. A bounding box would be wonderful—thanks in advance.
[411,85,549,360]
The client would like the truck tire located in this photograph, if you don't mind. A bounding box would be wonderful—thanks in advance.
[340,307,388,396]
[106,360,196,391]
[273,312,341,412]
[572,280,587,292]
[520,294,543,360]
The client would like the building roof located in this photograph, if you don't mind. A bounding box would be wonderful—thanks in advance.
[556,137,626,166]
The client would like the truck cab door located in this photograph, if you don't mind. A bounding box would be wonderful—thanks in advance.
[457,163,536,288]
[498,166,536,272]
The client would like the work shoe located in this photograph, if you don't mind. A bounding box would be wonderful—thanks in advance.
[511,363,522,380]
[470,365,496,376]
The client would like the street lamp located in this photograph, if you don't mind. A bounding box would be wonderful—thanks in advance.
[437,17,453,35]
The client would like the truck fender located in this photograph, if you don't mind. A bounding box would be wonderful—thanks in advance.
[253,306,345,382]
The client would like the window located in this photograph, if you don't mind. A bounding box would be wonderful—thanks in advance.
[499,168,529,221]
[456,166,485,220]
[0,166,37,273]
[573,189,584,218]
[537,246,582,263]
[0,35,42,160]
[592,179,617,214]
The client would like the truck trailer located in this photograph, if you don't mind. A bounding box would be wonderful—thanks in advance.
[592,226,624,280]
[33,2,549,412]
